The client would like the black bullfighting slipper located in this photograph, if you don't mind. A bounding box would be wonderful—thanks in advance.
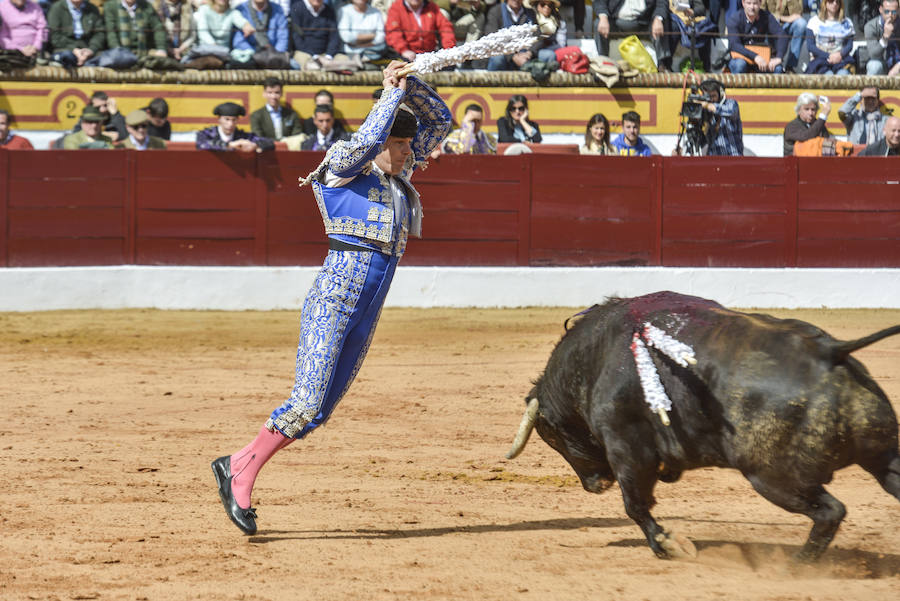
[211,455,258,535]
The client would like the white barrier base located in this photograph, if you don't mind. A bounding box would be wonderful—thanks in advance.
[2,266,899,311]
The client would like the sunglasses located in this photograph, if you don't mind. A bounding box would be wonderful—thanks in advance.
[133,123,149,129]
[510,105,526,112]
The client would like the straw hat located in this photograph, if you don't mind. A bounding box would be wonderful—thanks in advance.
[524,0,560,8]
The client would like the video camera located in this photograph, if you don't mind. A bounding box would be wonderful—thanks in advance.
[680,92,713,122]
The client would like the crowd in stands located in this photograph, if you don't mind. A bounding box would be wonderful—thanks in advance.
[1,77,896,156]
[0,0,898,75]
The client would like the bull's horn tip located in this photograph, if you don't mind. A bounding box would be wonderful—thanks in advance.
[686,356,697,365]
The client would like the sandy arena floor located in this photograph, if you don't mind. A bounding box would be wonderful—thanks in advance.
[1,306,899,601]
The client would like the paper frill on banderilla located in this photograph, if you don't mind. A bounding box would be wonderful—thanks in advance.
[400,24,539,74]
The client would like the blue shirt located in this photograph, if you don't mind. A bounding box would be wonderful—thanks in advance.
[611,133,652,156]
[725,9,788,60]
[232,2,289,53]
[706,98,743,156]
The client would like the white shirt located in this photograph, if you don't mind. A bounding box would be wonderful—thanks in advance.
[266,104,283,139]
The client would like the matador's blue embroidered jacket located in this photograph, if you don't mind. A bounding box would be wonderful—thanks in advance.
[309,76,452,256]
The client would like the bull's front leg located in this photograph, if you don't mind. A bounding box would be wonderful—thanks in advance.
[606,429,696,559]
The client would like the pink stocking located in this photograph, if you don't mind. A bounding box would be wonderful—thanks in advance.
[230,426,294,509]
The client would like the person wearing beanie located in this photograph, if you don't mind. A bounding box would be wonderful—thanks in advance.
[211,60,451,535]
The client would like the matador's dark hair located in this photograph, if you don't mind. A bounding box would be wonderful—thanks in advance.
[390,109,418,138]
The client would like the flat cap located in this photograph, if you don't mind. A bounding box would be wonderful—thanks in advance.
[214,102,246,117]
[81,105,105,122]
[126,109,150,126]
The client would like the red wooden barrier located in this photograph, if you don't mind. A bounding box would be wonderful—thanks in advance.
[2,149,899,269]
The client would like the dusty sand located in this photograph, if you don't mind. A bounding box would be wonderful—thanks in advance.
[1,306,898,601]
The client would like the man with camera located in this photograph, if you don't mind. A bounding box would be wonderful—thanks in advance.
[676,80,744,156]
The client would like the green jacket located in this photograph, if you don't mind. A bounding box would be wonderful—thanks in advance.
[104,0,167,54]
[250,105,304,141]
[63,130,114,150]
[48,1,106,54]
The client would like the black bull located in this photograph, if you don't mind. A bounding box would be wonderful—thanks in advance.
[506,292,900,561]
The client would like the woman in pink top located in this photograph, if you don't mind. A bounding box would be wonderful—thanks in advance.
[0,0,47,59]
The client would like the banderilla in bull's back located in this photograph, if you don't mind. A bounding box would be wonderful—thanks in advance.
[506,291,900,561]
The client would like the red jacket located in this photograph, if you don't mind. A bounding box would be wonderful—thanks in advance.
[385,0,455,55]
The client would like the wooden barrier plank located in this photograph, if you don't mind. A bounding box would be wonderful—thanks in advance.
[8,207,124,238]
[414,181,529,212]
[533,188,652,217]
[798,183,900,211]
[798,239,900,267]
[664,186,788,213]
[531,218,651,252]
[662,240,786,267]
[137,209,255,238]
[8,180,126,208]
[403,240,519,266]
[0,150,7,267]
[10,150,127,179]
[799,211,900,239]
[664,213,785,241]
[423,209,518,240]
[798,157,900,184]
[136,238,256,265]
[266,216,323,243]
[136,180,257,210]
[8,238,125,266]
[665,158,788,185]
[267,242,328,266]
[136,150,257,180]
[529,248,652,266]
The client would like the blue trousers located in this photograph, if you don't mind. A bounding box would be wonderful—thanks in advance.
[267,248,397,438]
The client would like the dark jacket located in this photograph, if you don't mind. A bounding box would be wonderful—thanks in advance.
[195,126,274,151]
[302,116,349,138]
[496,116,542,143]
[783,116,831,156]
[483,3,541,55]
[48,0,106,54]
[290,0,342,57]
[250,105,304,140]
[859,138,900,156]
[300,129,351,151]
[726,9,788,61]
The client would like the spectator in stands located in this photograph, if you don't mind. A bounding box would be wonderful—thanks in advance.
[483,0,541,70]
[231,0,290,68]
[696,79,743,156]
[667,0,715,72]
[73,91,128,142]
[144,97,171,140]
[250,76,307,149]
[64,105,115,149]
[560,0,586,38]
[527,0,567,63]
[805,0,856,75]
[47,0,105,69]
[783,92,832,156]
[593,0,673,72]
[497,94,542,143]
[152,0,195,61]
[612,111,652,155]
[0,0,48,65]
[90,0,167,69]
[184,0,253,67]
[302,89,350,138]
[762,0,806,72]
[291,0,346,69]
[386,0,456,62]
[338,0,388,62]
[448,0,488,48]
[301,104,351,150]
[726,0,788,73]
[864,0,900,75]
[196,101,275,152]
[859,115,900,155]
[116,109,167,149]
[839,86,888,145]
[579,113,613,155]
[442,103,497,153]
[0,109,34,149]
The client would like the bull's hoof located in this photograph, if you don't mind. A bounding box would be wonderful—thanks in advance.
[655,530,698,559]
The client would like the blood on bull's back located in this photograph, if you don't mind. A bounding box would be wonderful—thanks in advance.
[506,291,900,561]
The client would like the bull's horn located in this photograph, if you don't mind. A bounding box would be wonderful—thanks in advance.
[505,397,540,460]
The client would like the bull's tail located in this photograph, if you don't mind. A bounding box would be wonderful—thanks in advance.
[831,325,900,363]
[505,398,539,459]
